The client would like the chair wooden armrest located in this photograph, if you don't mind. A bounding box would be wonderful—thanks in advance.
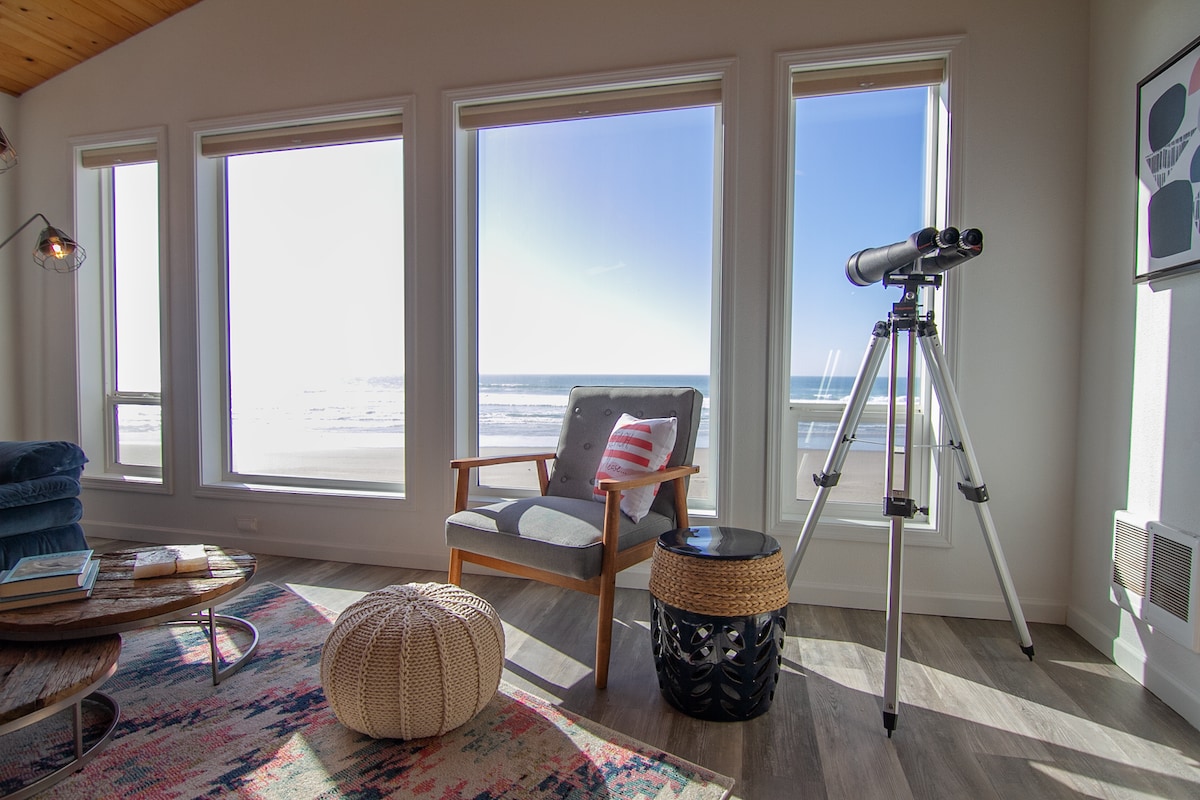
[595,463,699,493]
[450,452,556,470]
[451,451,557,511]
[598,464,699,552]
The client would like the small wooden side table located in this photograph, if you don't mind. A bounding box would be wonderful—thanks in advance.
[0,545,258,686]
[0,636,121,800]
[649,527,790,721]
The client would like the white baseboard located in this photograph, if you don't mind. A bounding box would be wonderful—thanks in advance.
[1068,604,1200,731]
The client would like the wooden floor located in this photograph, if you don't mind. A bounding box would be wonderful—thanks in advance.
[95,539,1200,799]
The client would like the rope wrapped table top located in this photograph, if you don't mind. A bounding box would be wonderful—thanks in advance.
[649,527,789,617]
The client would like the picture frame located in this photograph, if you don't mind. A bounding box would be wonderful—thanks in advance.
[1136,34,1200,283]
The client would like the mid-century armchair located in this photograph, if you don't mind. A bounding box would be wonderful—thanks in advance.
[446,386,702,688]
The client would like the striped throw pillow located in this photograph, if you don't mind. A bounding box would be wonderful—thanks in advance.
[593,413,678,522]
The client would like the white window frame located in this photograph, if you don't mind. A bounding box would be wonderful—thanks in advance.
[191,98,414,502]
[73,129,170,490]
[767,36,967,547]
[445,60,735,515]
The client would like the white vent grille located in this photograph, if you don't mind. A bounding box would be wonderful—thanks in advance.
[1113,516,1149,597]
[1145,522,1200,651]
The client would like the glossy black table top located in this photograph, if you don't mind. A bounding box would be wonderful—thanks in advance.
[657,526,780,560]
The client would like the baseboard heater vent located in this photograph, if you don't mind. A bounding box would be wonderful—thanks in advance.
[1111,511,1200,652]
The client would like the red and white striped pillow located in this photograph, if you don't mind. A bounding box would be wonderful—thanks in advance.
[592,413,678,522]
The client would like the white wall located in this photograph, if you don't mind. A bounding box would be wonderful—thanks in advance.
[11,1,1088,629]
[1070,0,1200,729]
[0,94,17,437]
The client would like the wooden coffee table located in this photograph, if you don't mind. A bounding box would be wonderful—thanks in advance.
[0,545,259,685]
[0,636,121,800]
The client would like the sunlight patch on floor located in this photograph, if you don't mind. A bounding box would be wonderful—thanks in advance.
[282,583,366,615]
[1029,762,1173,800]
[1048,658,1126,678]
[499,620,592,687]
[801,637,1200,783]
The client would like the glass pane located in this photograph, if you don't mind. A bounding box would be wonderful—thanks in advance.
[115,404,162,468]
[226,139,405,485]
[790,87,931,504]
[476,107,715,506]
[113,163,161,394]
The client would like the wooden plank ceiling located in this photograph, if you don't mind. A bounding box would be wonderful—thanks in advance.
[0,0,205,97]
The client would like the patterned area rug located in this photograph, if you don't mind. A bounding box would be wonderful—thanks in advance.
[0,582,734,799]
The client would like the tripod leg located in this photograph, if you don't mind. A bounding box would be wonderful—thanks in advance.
[883,514,904,735]
[917,323,1035,659]
[880,315,919,737]
[786,321,891,586]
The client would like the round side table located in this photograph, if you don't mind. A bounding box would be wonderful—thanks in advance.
[649,527,789,721]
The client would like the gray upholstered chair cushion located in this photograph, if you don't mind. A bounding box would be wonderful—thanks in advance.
[447,496,675,582]
[548,386,702,518]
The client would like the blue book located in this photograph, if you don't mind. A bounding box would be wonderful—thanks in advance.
[0,548,95,596]
[0,559,100,610]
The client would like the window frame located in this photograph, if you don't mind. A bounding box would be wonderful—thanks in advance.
[191,98,415,502]
[73,129,170,490]
[445,60,735,516]
[767,36,967,547]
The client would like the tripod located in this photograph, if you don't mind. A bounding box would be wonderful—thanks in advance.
[785,273,1034,736]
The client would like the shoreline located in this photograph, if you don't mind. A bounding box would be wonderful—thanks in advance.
[119,443,891,505]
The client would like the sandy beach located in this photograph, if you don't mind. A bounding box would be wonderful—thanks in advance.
[126,441,891,507]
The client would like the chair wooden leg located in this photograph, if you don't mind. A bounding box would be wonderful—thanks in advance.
[448,548,464,585]
[595,574,616,689]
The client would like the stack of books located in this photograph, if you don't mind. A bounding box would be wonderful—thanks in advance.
[0,548,100,610]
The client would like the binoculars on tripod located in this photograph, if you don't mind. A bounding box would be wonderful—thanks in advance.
[845,226,983,287]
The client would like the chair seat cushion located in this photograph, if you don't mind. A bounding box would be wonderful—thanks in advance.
[446,495,675,582]
[0,441,87,483]
[0,497,83,536]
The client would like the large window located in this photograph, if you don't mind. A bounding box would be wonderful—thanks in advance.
[773,43,960,536]
[197,110,406,493]
[75,137,166,484]
[452,70,727,511]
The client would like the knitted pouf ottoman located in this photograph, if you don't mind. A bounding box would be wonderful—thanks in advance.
[320,582,505,739]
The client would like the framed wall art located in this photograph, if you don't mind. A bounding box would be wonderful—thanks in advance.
[1136,33,1200,282]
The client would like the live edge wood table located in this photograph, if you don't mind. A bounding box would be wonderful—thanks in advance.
[0,545,260,686]
[0,636,121,800]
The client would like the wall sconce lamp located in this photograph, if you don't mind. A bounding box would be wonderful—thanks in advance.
[0,127,15,173]
[0,213,86,273]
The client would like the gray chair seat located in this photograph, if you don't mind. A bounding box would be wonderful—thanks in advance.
[447,496,674,582]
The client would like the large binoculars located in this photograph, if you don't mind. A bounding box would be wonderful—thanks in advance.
[845,226,983,287]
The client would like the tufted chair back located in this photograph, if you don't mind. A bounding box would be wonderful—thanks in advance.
[547,386,703,521]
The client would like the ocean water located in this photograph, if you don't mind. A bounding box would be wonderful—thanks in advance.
[476,373,902,450]
[131,373,905,454]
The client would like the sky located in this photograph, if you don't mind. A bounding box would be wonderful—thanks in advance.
[114,87,935,401]
[478,107,716,376]
[477,86,933,378]
[790,86,932,376]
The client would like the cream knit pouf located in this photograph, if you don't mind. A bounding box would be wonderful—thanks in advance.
[320,582,505,739]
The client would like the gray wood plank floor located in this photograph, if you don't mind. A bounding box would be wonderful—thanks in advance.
[93,539,1200,799]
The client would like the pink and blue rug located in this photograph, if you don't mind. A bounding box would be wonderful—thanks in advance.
[0,582,734,799]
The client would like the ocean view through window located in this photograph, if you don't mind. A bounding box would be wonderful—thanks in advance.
[221,136,405,489]
[463,88,723,510]
[779,53,950,519]
[111,161,163,470]
[75,136,166,483]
